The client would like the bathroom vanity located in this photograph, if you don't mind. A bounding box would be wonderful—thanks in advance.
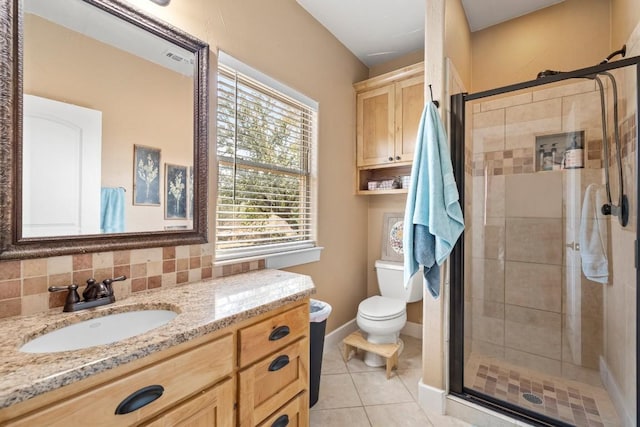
[0,270,314,426]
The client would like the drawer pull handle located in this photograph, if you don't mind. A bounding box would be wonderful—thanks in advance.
[269,325,290,341]
[115,385,164,415]
[268,355,290,371]
[271,414,289,427]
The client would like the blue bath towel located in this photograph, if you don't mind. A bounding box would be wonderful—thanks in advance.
[403,102,465,298]
[101,187,125,233]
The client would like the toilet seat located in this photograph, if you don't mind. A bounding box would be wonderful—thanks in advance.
[358,296,405,321]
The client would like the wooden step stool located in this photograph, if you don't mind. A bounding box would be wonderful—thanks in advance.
[342,331,400,379]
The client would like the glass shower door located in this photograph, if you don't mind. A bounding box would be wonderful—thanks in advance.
[454,60,638,427]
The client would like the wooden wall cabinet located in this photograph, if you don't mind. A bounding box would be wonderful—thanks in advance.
[355,62,424,194]
[1,300,310,427]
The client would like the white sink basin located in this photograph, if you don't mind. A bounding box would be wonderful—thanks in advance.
[20,310,178,353]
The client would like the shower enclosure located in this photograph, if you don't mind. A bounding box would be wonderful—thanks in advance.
[449,55,639,426]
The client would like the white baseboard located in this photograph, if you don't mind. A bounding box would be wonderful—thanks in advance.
[401,321,422,339]
[323,318,358,352]
[600,356,634,426]
[418,381,446,414]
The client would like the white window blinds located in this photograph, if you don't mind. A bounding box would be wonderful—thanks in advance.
[216,63,316,260]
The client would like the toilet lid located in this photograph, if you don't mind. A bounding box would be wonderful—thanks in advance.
[358,296,405,321]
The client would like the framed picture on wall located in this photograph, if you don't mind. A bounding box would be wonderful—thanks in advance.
[133,145,161,206]
[165,164,188,219]
[381,212,404,262]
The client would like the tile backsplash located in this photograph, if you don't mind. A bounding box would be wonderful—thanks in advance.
[0,244,264,319]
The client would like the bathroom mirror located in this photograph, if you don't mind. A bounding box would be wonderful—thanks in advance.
[0,0,209,259]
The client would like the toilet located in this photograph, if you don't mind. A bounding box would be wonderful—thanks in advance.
[356,259,423,367]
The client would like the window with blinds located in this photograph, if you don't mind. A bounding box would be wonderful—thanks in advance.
[216,63,316,260]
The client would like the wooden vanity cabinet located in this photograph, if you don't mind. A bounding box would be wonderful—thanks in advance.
[237,304,309,427]
[0,299,310,427]
[3,333,235,427]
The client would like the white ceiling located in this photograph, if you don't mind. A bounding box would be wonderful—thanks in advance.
[296,0,565,67]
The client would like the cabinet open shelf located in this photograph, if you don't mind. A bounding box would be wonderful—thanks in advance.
[356,164,412,195]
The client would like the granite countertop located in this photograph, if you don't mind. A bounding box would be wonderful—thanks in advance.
[0,269,315,410]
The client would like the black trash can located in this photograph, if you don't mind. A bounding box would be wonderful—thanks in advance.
[309,298,332,408]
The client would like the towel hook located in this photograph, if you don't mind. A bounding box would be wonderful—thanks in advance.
[428,84,440,108]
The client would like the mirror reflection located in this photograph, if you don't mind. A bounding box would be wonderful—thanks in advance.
[23,0,195,237]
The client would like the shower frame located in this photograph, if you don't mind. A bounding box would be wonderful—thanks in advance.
[449,55,640,426]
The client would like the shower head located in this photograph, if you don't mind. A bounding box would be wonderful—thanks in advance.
[536,69,562,79]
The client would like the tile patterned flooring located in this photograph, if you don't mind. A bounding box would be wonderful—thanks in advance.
[465,353,621,427]
[310,335,472,427]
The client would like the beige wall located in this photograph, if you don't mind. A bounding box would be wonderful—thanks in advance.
[444,0,472,90]
[612,0,640,48]
[471,0,611,92]
[25,15,194,232]
[368,50,424,78]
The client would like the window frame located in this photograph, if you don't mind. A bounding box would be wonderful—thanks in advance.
[214,52,320,267]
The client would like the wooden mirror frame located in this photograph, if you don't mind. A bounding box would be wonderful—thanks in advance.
[0,0,209,259]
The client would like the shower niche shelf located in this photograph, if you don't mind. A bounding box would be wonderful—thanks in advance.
[535,131,585,171]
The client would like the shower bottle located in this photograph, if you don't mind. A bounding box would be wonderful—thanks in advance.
[564,136,584,169]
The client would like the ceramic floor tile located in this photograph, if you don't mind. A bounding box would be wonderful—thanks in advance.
[397,368,422,401]
[310,407,371,427]
[425,411,477,427]
[398,335,423,370]
[351,371,414,406]
[321,344,348,374]
[311,373,362,410]
[365,402,434,427]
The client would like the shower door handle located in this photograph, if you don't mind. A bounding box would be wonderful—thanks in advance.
[565,242,580,251]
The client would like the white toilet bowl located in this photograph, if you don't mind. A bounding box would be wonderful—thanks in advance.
[355,259,423,367]
[356,295,407,367]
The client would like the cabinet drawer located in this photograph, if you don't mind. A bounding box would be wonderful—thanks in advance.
[238,337,309,427]
[257,392,309,427]
[9,334,233,427]
[239,304,308,367]
[143,379,234,427]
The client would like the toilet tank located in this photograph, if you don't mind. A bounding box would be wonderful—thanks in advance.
[374,260,423,303]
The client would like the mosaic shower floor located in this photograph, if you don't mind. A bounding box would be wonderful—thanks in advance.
[465,354,621,427]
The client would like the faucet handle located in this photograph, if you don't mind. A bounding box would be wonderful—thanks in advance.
[48,284,81,312]
[102,276,127,295]
[104,275,127,284]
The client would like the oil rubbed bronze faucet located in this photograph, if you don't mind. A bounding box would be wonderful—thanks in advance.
[49,276,126,312]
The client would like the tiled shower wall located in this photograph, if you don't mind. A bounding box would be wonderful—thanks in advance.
[468,78,610,384]
[0,243,265,319]
[601,32,640,424]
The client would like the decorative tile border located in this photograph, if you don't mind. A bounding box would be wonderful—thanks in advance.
[0,244,265,319]
[472,148,535,176]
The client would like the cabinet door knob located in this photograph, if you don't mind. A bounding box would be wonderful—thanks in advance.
[269,325,290,341]
[395,156,401,161]
[114,385,164,415]
[271,414,290,427]
[388,156,394,161]
[268,355,290,371]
